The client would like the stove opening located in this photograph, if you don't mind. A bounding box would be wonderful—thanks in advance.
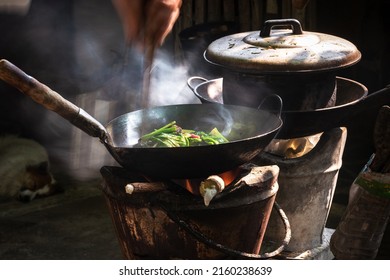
[173,168,241,205]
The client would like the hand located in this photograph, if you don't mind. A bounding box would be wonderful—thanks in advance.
[112,0,182,49]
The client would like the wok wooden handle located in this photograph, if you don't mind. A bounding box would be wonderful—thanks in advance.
[0,59,107,140]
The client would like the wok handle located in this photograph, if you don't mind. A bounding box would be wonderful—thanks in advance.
[0,59,108,141]
[187,76,208,92]
[257,93,283,117]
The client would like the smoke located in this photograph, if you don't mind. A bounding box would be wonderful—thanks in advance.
[0,0,201,181]
[64,46,199,180]
[148,50,199,107]
[60,0,201,180]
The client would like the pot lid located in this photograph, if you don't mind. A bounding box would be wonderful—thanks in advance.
[204,19,361,74]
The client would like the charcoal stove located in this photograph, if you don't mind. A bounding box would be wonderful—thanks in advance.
[99,163,291,260]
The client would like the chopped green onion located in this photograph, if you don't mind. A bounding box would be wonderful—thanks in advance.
[136,121,229,148]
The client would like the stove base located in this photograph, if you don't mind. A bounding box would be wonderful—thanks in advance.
[100,165,284,260]
[279,228,335,260]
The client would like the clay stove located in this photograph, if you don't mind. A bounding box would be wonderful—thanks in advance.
[100,163,290,259]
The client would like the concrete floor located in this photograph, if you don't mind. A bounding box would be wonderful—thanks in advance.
[0,179,123,260]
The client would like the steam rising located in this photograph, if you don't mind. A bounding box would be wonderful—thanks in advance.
[10,1,199,180]
[148,51,198,107]
[66,41,202,179]
[67,48,199,179]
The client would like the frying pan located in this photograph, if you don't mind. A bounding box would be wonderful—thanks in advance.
[187,76,390,139]
[0,59,282,179]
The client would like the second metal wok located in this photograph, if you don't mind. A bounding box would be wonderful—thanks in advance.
[187,76,390,139]
[0,59,282,179]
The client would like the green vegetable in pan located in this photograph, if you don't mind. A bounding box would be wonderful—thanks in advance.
[137,121,229,148]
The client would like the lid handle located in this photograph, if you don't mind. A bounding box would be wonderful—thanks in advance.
[260,18,303,38]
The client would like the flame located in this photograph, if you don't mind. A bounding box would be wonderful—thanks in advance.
[177,168,240,195]
[265,133,322,158]
[219,168,240,186]
[182,178,202,195]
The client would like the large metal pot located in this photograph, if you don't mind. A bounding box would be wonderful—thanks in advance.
[204,18,361,111]
[0,59,282,179]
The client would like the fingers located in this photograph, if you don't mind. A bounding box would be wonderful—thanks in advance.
[113,0,182,49]
[112,0,143,46]
[145,0,182,47]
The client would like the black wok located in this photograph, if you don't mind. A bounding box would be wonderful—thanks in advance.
[187,76,389,139]
[0,59,282,179]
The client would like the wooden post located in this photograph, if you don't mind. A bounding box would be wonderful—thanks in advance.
[194,0,206,24]
[208,0,222,22]
[238,0,251,31]
[251,0,265,30]
[223,0,236,22]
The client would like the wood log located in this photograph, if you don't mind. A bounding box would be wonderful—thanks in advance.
[125,182,168,194]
